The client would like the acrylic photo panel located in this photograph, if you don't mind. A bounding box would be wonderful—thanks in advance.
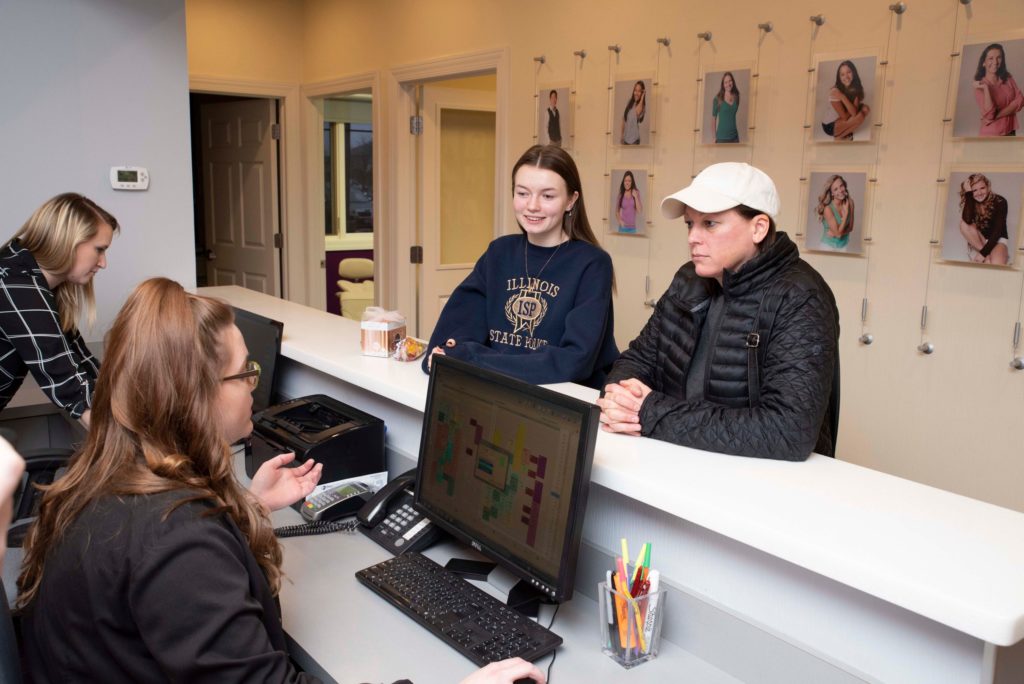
[613,78,653,146]
[804,172,868,254]
[609,168,649,236]
[941,170,1022,266]
[953,39,1024,139]
[701,69,752,145]
[813,55,878,143]
[538,85,572,148]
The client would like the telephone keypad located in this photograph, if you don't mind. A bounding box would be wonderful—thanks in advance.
[359,485,443,555]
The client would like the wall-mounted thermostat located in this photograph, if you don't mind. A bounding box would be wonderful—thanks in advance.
[109,166,149,191]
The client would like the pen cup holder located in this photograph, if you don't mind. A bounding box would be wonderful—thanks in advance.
[598,581,666,669]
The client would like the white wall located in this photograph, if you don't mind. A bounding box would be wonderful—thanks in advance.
[195,0,1024,513]
[0,0,195,341]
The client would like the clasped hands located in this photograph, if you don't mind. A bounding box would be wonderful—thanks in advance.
[596,378,652,435]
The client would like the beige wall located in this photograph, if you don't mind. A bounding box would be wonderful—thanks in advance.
[186,0,304,82]
[187,0,1024,512]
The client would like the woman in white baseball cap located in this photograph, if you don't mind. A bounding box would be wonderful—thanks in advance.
[597,162,841,461]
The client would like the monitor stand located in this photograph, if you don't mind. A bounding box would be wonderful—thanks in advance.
[445,558,495,581]
[505,579,551,618]
[445,559,552,618]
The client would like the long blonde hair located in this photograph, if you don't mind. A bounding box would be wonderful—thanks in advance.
[8,193,119,332]
[959,173,997,227]
[816,175,847,219]
[17,278,282,609]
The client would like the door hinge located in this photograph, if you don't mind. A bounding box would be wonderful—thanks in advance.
[410,245,424,264]
[271,123,281,140]
[410,115,423,135]
[273,233,282,249]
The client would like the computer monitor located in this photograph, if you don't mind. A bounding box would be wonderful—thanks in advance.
[414,355,599,604]
[231,306,284,413]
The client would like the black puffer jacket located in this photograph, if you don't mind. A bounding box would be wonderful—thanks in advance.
[606,232,839,460]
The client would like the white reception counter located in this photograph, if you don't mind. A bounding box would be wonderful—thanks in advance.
[203,285,1024,684]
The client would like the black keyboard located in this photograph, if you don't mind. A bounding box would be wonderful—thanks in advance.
[355,552,562,665]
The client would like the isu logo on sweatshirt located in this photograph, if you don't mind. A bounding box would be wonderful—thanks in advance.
[502,276,559,338]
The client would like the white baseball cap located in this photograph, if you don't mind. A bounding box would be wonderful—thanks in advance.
[661,162,780,219]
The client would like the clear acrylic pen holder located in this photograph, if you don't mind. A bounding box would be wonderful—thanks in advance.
[597,580,666,669]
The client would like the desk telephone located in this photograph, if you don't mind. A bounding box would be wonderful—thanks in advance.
[276,470,442,553]
[357,469,443,555]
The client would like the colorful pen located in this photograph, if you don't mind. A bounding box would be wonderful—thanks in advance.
[620,538,630,580]
[630,542,648,586]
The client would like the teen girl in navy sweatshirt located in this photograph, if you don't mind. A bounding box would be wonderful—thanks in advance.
[423,145,617,389]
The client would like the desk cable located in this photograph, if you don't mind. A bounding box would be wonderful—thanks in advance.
[274,518,359,538]
[542,603,560,683]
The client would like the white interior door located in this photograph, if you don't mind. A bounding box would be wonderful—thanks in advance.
[419,85,497,338]
[200,98,280,295]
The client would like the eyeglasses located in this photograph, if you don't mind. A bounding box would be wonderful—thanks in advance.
[222,359,261,390]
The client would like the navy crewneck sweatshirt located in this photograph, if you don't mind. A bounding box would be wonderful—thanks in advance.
[423,234,618,389]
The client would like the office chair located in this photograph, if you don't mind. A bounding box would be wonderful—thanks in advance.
[1,408,81,548]
[6,448,73,548]
[337,257,374,320]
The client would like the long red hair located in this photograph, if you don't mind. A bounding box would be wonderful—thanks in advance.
[17,278,282,608]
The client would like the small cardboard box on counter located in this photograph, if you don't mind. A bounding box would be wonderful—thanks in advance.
[360,307,406,357]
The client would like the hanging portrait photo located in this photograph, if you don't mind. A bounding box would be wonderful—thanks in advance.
[609,168,648,235]
[804,171,868,254]
[538,85,571,148]
[953,39,1024,139]
[701,69,752,145]
[941,170,1022,266]
[613,78,653,146]
[812,55,877,143]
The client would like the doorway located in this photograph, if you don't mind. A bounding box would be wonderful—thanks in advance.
[322,91,375,319]
[418,75,497,336]
[190,93,282,295]
[387,48,509,338]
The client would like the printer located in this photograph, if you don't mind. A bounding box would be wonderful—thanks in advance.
[245,394,385,485]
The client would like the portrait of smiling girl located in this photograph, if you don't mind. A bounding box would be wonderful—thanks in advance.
[816,175,855,250]
[941,170,1021,264]
[712,72,741,143]
[816,57,875,142]
[617,79,649,145]
[971,43,1023,137]
[614,170,645,234]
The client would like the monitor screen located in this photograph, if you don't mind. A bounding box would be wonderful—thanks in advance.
[414,355,598,603]
[231,306,283,413]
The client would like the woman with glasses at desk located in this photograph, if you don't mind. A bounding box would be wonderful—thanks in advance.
[16,278,544,684]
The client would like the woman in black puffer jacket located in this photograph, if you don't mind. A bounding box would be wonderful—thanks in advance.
[598,163,840,461]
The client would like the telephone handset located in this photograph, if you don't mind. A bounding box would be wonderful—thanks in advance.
[356,471,414,527]
[357,469,443,555]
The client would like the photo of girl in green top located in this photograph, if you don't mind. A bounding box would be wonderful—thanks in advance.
[816,175,855,250]
[805,171,867,254]
[702,69,750,145]
[712,72,741,143]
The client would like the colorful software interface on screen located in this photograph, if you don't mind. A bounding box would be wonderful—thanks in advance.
[417,366,583,583]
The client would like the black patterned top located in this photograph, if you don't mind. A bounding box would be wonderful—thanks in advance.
[0,240,98,418]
